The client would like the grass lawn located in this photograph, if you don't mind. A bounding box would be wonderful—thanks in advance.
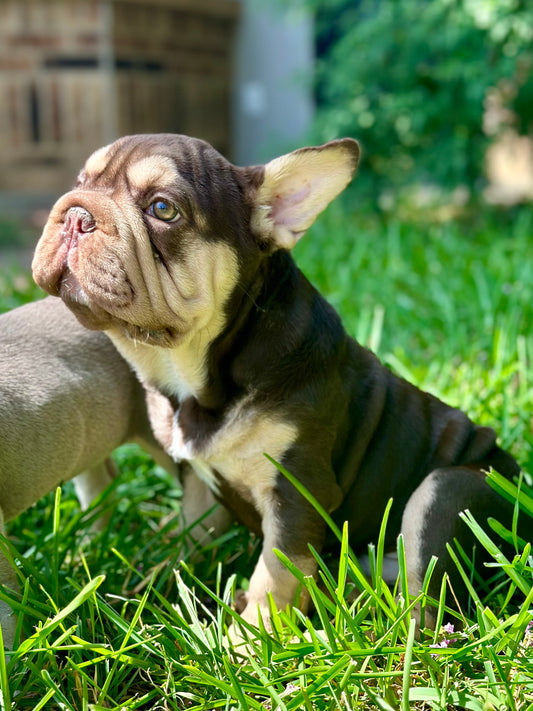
[0,207,532,710]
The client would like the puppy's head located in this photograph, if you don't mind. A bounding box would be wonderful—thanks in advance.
[33,134,359,346]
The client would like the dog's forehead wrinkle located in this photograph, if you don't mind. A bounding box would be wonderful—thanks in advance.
[127,155,180,193]
[83,142,139,188]
[82,138,152,188]
[84,143,113,175]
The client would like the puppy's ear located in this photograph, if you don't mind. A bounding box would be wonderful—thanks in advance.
[251,138,359,250]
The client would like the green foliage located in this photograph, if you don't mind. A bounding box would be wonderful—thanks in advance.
[306,0,533,203]
[0,269,43,312]
[0,215,35,249]
[0,213,41,310]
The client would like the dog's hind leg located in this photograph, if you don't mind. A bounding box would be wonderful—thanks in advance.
[402,466,526,629]
[0,507,18,650]
[72,458,118,531]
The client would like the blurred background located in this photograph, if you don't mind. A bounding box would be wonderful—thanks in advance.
[0,0,532,267]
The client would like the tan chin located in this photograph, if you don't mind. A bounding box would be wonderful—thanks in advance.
[120,322,181,347]
[62,295,181,348]
[62,296,181,347]
[59,293,115,331]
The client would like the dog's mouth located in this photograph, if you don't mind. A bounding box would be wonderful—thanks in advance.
[55,267,182,346]
[58,267,89,306]
[54,267,120,331]
[56,269,181,346]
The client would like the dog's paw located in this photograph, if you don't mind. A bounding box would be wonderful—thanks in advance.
[239,600,273,632]
[226,618,253,651]
[225,606,272,658]
[227,591,273,644]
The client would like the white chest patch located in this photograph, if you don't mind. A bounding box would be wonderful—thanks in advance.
[168,397,298,518]
[169,411,195,462]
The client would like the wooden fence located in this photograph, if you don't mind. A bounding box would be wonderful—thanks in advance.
[0,0,239,193]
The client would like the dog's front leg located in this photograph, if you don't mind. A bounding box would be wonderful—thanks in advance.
[240,528,315,629]
[239,495,326,629]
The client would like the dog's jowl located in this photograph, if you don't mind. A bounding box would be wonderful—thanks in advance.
[33,134,528,629]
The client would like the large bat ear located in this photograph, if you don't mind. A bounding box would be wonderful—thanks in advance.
[251,138,360,250]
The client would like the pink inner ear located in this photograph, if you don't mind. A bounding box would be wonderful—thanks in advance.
[270,185,311,229]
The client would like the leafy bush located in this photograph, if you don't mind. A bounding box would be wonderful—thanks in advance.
[306,0,533,205]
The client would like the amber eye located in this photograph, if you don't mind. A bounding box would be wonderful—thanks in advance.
[147,199,180,222]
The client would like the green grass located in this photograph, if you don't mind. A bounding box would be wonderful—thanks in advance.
[1,208,532,709]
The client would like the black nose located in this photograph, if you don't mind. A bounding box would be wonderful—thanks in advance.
[65,206,96,234]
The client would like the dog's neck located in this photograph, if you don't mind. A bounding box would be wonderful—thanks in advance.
[109,250,345,416]
[108,319,218,405]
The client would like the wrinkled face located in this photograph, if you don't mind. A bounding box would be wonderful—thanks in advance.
[33,133,360,352]
[32,134,256,346]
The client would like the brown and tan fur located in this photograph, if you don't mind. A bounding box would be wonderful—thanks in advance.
[32,134,529,632]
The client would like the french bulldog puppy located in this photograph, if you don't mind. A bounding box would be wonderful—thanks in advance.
[0,296,176,648]
[32,134,528,631]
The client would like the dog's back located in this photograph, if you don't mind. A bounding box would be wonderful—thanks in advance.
[332,335,521,548]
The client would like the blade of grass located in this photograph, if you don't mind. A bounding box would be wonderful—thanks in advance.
[97,579,154,704]
[264,454,344,545]
[459,511,530,594]
[335,522,349,631]
[0,623,11,710]
[16,574,105,655]
[401,617,416,711]
[41,667,74,710]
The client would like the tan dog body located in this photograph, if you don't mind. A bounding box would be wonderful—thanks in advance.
[32,134,526,632]
[0,296,176,647]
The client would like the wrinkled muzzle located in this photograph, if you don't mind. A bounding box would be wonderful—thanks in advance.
[32,190,186,338]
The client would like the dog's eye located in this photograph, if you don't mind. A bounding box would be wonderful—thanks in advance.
[147,199,180,222]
